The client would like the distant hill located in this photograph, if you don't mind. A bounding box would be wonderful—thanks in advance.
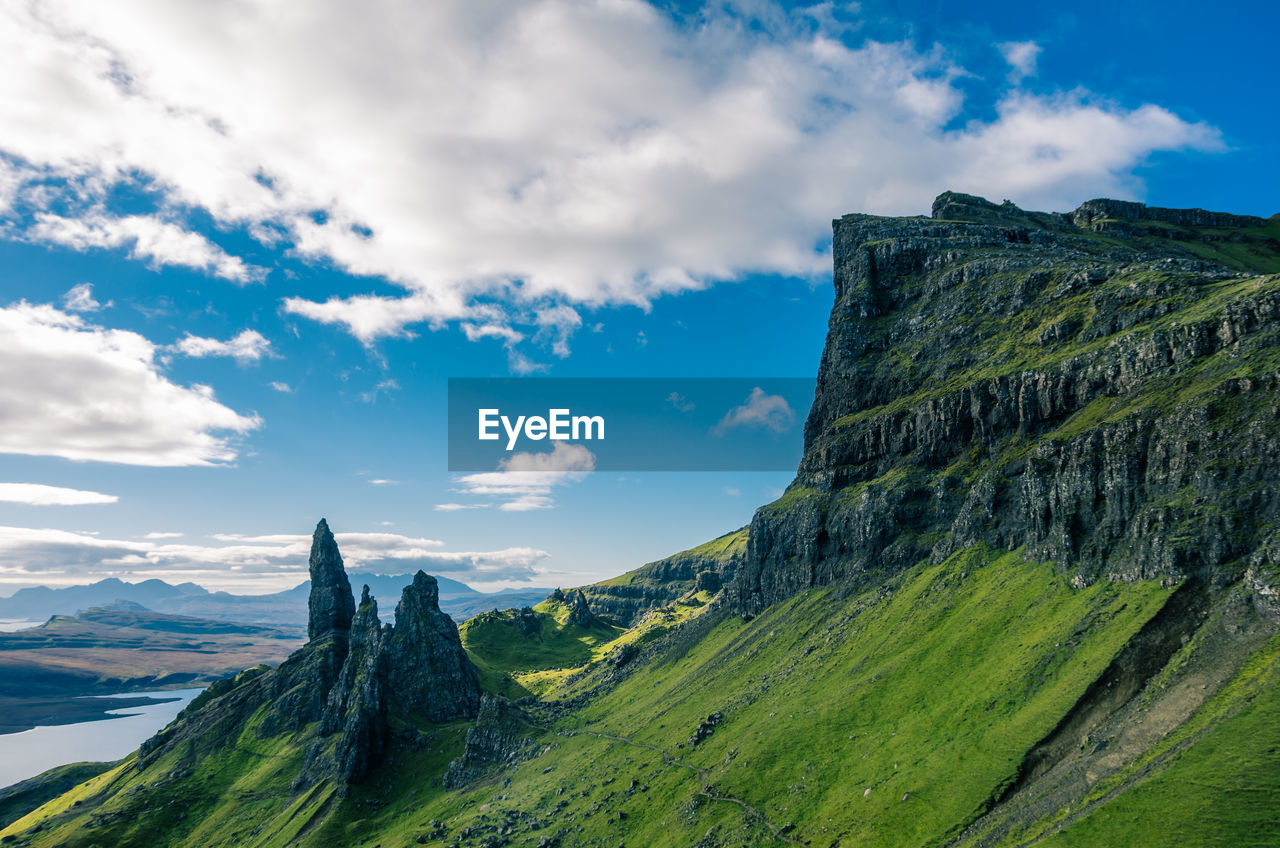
[0,575,552,627]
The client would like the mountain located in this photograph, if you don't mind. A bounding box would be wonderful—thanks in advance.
[0,574,552,627]
[0,579,209,621]
[5,193,1280,847]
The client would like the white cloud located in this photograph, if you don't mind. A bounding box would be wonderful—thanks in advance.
[435,503,491,512]
[454,442,596,511]
[175,329,273,364]
[667,391,695,412]
[0,2,1220,349]
[713,387,796,436]
[269,381,293,393]
[0,525,550,592]
[28,213,264,283]
[368,478,397,486]
[534,305,583,358]
[0,483,118,506]
[360,378,399,404]
[999,40,1042,85]
[0,301,261,466]
[61,283,108,313]
[724,487,741,496]
[144,531,183,539]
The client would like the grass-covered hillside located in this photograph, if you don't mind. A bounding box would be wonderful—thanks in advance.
[7,543,1276,847]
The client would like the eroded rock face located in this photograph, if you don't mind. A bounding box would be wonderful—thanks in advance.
[383,571,481,722]
[145,524,481,791]
[300,571,482,786]
[566,588,596,627]
[301,586,388,785]
[443,696,538,788]
[307,518,355,641]
[730,193,1280,615]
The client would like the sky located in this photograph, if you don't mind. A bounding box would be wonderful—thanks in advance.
[0,0,1276,597]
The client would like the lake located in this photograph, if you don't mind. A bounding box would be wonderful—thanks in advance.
[0,687,203,790]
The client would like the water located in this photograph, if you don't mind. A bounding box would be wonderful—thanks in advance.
[0,688,203,789]
[0,619,43,632]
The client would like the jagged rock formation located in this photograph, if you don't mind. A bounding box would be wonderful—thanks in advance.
[139,520,479,791]
[565,589,596,627]
[731,192,1280,616]
[384,571,482,721]
[307,518,355,640]
[443,696,540,788]
[299,571,481,787]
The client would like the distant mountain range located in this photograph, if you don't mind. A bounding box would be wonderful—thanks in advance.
[0,575,553,627]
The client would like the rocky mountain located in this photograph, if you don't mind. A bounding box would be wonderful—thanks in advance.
[5,194,1280,848]
[733,191,1280,615]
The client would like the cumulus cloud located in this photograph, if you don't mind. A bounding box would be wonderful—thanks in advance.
[0,525,550,592]
[61,283,108,313]
[999,40,1042,85]
[269,381,293,393]
[454,442,596,511]
[175,329,273,364]
[712,387,796,436]
[28,213,264,283]
[0,1,1220,351]
[0,483,118,506]
[0,301,261,465]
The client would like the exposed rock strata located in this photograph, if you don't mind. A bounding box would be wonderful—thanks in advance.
[731,194,1280,616]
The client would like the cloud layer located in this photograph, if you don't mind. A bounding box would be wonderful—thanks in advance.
[0,526,550,593]
[0,483,118,506]
[0,0,1221,351]
[0,301,260,466]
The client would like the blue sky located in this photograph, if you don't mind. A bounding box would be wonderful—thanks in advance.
[0,0,1275,595]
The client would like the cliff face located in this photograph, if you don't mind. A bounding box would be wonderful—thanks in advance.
[731,192,1280,615]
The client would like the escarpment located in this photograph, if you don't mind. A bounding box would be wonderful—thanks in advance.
[731,192,1280,616]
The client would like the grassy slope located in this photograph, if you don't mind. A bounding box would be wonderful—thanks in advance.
[460,600,626,698]
[1025,631,1280,848]
[0,763,114,830]
[258,545,1174,848]
[10,544,1279,847]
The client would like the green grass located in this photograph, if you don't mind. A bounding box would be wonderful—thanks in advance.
[461,602,625,697]
[1024,632,1280,848]
[15,545,1279,848]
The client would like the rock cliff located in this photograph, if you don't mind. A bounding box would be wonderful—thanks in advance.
[731,192,1280,615]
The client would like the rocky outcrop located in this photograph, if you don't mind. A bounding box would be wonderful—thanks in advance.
[566,589,596,627]
[443,696,540,788]
[383,571,481,721]
[307,518,355,641]
[1071,198,1268,230]
[580,530,745,625]
[302,587,387,786]
[730,193,1280,615]
[139,521,481,792]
